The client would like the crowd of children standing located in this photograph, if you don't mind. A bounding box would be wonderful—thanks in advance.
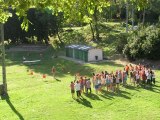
[70,63,156,99]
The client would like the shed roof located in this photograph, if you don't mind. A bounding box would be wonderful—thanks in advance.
[66,44,94,51]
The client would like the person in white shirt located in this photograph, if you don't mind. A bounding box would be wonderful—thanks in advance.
[74,81,81,99]
[147,72,151,85]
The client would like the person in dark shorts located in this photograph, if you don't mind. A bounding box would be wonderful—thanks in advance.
[86,79,91,94]
[112,74,116,92]
[152,72,155,85]
[147,71,151,85]
[141,71,146,85]
[125,65,129,76]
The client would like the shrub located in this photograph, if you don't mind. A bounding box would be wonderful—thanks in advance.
[115,33,128,53]
[123,24,160,60]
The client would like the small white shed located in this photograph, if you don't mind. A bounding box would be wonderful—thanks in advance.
[66,44,103,62]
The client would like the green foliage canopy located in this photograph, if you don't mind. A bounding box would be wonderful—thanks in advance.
[0,0,152,30]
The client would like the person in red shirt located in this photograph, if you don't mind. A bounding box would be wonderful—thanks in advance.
[125,65,129,76]
[70,81,75,98]
[135,65,138,71]
[79,76,84,93]
[141,71,147,86]
[138,63,142,71]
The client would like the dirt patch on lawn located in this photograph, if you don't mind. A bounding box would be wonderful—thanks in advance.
[109,54,160,69]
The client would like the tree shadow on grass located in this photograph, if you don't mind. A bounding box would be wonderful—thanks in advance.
[43,78,61,83]
[75,97,93,108]
[1,95,24,120]
[5,50,126,80]
[6,47,160,78]
[55,78,61,82]
[84,93,102,101]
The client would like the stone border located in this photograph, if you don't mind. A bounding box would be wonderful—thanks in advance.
[6,45,49,52]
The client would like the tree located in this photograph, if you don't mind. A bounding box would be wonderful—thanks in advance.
[4,9,26,44]
[126,0,129,33]
[0,0,152,95]
[123,24,160,60]
[0,23,7,95]
[54,0,111,41]
[136,0,150,24]
[4,8,64,44]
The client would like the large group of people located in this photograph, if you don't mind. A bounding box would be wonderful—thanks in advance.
[70,63,156,99]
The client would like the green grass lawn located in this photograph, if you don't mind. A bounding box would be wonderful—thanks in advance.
[0,49,160,120]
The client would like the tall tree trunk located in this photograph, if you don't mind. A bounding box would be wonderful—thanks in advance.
[131,4,134,30]
[126,0,129,33]
[56,18,63,46]
[89,22,95,41]
[142,8,146,25]
[57,32,61,43]
[110,6,112,19]
[0,23,7,95]
[118,5,122,20]
[57,31,64,47]
[94,5,99,41]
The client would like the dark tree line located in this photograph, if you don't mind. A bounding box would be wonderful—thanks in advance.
[102,1,160,24]
[4,8,63,44]
[4,1,160,45]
